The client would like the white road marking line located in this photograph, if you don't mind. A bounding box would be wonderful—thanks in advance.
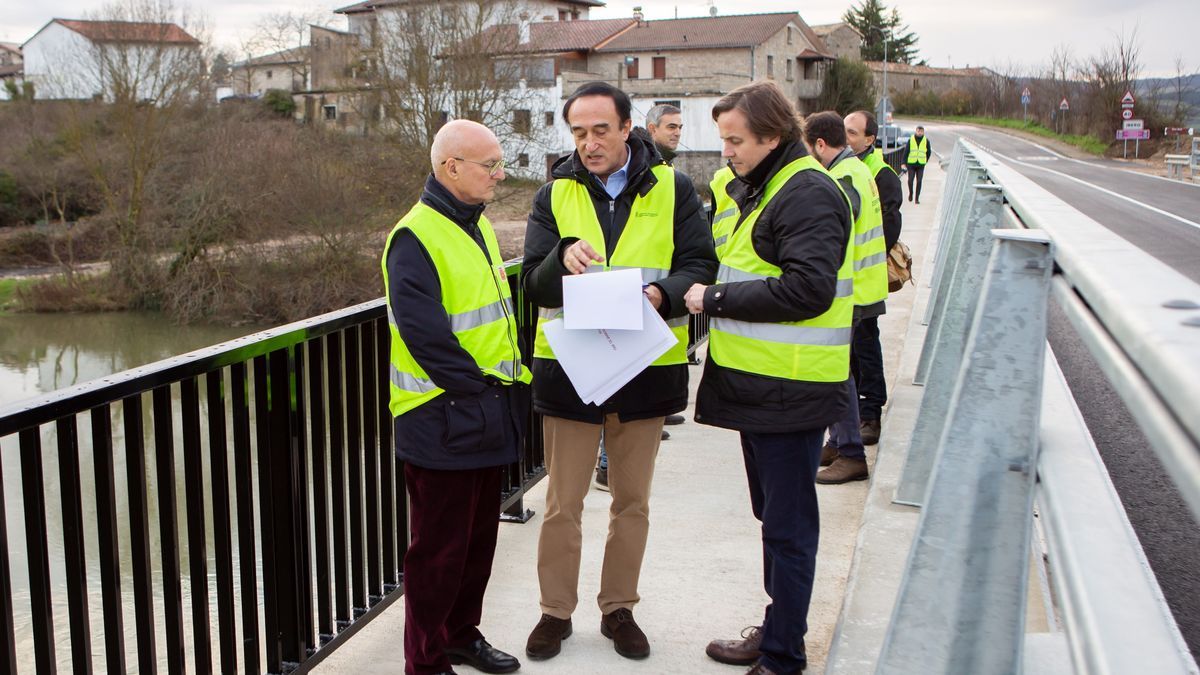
[988,150,1200,232]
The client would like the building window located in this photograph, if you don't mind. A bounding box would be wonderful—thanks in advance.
[513,109,531,134]
[545,111,555,127]
[518,153,530,168]
[767,55,774,78]
[654,99,681,108]
[626,57,639,79]
[913,78,920,90]
[559,9,567,20]
[653,56,666,79]
[786,59,793,81]
[787,27,793,45]
[323,104,337,120]
[266,70,273,79]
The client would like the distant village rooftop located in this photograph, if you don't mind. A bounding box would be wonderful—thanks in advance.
[23,19,200,47]
[864,60,992,77]
[594,12,831,56]
[334,0,604,14]
[475,18,635,55]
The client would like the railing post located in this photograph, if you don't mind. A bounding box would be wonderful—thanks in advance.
[876,230,1054,675]
[896,184,1005,505]
[920,160,986,334]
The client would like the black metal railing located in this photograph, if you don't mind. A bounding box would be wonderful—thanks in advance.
[0,256,710,674]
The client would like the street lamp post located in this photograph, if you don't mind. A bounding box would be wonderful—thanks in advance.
[879,29,891,144]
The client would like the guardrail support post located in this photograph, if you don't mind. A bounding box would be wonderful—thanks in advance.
[897,184,1004,504]
[877,230,1054,675]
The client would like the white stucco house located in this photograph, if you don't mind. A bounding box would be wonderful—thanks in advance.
[21,18,202,101]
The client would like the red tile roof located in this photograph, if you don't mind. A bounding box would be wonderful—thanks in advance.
[56,19,200,45]
[864,61,990,77]
[234,46,310,68]
[336,0,603,14]
[596,12,830,55]
[0,42,20,55]
[476,18,636,55]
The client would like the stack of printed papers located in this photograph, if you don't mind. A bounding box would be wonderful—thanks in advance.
[543,269,677,405]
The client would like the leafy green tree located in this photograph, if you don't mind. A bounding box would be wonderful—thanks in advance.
[818,58,875,114]
[843,0,921,64]
[263,88,297,117]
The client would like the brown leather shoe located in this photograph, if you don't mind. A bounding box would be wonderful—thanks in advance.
[706,625,763,665]
[820,442,837,467]
[746,664,781,675]
[525,613,572,660]
[816,456,869,484]
[861,418,881,445]
[601,608,650,659]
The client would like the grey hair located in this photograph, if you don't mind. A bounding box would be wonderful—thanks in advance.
[646,103,681,127]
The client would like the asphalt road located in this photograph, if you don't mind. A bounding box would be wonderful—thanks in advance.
[917,122,1200,658]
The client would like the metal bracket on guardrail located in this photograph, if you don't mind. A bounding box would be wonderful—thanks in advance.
[922,162,988,328]
[877,230,1054,675]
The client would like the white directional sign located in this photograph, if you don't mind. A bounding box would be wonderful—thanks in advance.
[1123,119,1144,130]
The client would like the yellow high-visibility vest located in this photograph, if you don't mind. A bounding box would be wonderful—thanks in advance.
[382,202,530,416]
[829,155,888,307]
[907,135,929,164]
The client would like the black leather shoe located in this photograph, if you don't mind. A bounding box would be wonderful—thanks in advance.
[665,414,686,425]
[445,638,520,674]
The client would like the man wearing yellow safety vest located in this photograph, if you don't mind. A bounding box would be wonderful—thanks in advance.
[521,82,717,662]
[845,110,904,449]
[902,125,931,204]
[803,111,890,486]
[684,82,854,675]
[382,120,527,675]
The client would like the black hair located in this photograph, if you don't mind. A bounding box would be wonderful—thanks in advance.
[850,110,879,139]
[562,81,632,126]
[803,110,848,148]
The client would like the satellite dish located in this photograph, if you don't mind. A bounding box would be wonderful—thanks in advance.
[710,5,718,16]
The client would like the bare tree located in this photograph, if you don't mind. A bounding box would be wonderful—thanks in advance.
[236,8,327,94]
[1170,55,1193,125]
[1079,28,1141,139]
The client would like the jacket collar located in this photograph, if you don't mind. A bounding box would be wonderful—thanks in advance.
[420,174,485,227]
[827,146,858,171]
[729,140,809,207]
[550,132,659,199]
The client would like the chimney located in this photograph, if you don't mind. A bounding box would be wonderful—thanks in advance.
[519,12,531,45]
[633,6,644,23]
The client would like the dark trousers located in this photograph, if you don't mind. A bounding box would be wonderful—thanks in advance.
[852,316,887,421]
[403,463,502,675]
[740,428,823,674]
[907,163,926,201]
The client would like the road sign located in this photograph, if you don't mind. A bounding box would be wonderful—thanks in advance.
[1121,91,1136,106]
[1022,87,1031,97]
[1122,109,1133,120]
[1115,129,1150,140]
[1123,119,1144,130]
[1164,127,1195,136]
[1059,98,1069,111]
[1021,93,1031,105]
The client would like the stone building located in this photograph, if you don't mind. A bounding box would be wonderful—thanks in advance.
[867,61,992,98]
[810,22,862,62]
[0,42,23,99]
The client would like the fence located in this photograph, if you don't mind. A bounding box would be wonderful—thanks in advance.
[863,139,1200,673]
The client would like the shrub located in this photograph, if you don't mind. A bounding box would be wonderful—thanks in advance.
[262,89,297,118]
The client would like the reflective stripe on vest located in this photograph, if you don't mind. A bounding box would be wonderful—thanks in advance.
[533,164,689,366]
[708,155,855,383]
[907,135,929,164]
[829,155,888,307]
[710,166,738,255]
[382,202,531,416]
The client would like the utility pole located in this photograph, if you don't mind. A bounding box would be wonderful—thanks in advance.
[880,30,890,138]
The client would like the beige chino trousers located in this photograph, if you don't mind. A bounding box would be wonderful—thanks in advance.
[536,413,664,618]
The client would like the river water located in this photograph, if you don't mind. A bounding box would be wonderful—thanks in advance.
[0,312,266,673]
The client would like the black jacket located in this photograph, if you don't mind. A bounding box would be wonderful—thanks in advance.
[385,175,527,470]
[694,141,853,433]
[521,134,717,423]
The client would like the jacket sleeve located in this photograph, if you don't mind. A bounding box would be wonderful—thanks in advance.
[521,181,576,309]
[387,230,488,396]
[702,173,851,323]
[876,168,903,250]
[651,171,718,318]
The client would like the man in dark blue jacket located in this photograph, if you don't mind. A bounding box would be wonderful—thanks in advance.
[383,120,528,675]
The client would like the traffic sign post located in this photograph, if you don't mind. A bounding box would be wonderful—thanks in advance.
[1058,97,1069,134]
[1021,87,1031,123]
[1118,91,1138,158]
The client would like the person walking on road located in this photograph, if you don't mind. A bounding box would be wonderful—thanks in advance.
[844,110,903,447]
[383,119,529,675]
[903,125,931,204]
[521,81,716,662]
[803,111,889,486]
[685,81,854,675]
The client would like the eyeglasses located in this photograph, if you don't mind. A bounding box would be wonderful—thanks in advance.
[443,156,505,177]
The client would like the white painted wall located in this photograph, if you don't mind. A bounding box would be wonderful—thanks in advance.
[630,95,723,152]
[23,21,101,99]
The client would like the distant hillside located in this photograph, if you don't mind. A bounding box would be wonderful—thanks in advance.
[1137,74,1200,128]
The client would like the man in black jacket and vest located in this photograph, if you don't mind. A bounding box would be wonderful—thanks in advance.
[384,120,528,675]
[685,81,853,675]
[521,81,716,662]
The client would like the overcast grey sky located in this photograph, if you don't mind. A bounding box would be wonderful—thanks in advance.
[3,0,1197,76]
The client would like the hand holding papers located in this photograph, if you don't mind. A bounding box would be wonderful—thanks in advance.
[562,267,644,330]
[542,294,677,406]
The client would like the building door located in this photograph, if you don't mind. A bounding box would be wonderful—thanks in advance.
[653,57,666,79]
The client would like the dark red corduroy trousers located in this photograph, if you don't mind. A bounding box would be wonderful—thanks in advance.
[403,463,503,675]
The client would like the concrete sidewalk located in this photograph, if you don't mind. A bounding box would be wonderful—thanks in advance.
[312,161,944,675]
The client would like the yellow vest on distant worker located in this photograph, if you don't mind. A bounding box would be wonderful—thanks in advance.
[907,135,929,164]
[828,155,888,308]
[708,156,855,383]
[532,163,689,366]
[382,203,530,416]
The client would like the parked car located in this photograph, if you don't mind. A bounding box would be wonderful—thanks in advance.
[875,124,912,150]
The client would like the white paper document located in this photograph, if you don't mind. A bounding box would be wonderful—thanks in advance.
[542,297,678,405]
[562,267,644,330]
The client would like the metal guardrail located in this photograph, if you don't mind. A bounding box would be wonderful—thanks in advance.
[876,139,1200,673]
